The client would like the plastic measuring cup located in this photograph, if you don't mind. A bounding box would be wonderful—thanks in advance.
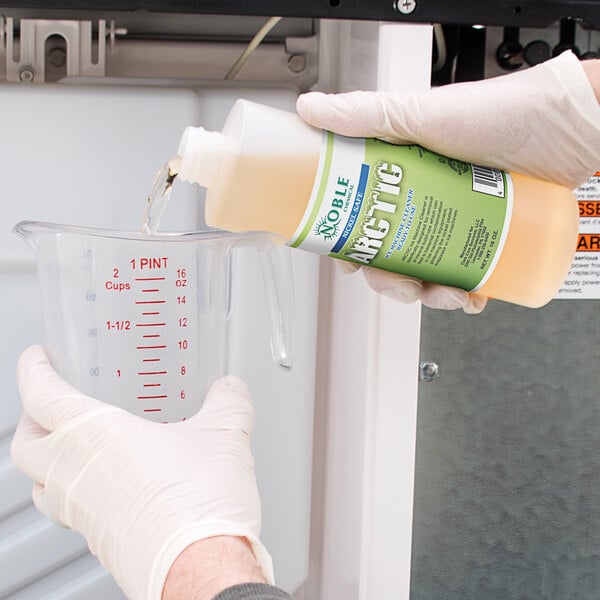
[14,220,294,422]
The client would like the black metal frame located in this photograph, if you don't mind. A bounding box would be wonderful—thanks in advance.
[0,0,599,29]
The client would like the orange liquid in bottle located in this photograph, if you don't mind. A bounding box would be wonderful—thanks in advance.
[206,154,320,240]
[207,158,577,308]
[188,99,578,309]
[477,172,578,307]
[206,156,578,307]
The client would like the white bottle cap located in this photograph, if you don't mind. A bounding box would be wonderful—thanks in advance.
[176,126,234,188]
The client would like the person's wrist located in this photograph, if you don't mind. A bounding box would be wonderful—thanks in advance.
[162,536,268,600]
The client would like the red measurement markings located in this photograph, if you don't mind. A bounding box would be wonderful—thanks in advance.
[142,311,160,316]
[136,323,166,327]
[144,408,162,413]
[143,334,161,339]
[137,370,167,375]
[137,394,168,400]
[135,300,166,305]
[136,345,167,350]
[143,383,161,387]
[142,288,160,293]
[143,358,160,362]
[135,277,166,281]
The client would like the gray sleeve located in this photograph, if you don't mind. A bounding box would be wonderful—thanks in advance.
[212,583,294,600]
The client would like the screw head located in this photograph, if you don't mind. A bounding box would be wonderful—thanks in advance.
[287,54,307,74]
[395,0,417,15]
[419,361,440,382]
[18,66,34,82]
[48,47,67,68]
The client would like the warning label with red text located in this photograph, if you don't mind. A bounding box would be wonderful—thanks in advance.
[556,172,600,299]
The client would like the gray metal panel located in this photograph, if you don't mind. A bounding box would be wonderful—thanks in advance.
[412,299,600,599]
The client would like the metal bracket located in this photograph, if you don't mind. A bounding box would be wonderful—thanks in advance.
[2,17,107,82]
[0,16,319,89]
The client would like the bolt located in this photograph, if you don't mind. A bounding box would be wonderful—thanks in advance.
[18,66,34,82]
[395,0,417,15]
[287,53,307,73]
[48,47,67,68]
[419,361,440,382]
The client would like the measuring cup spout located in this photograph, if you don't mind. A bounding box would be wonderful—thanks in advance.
[256,239,294,371]
[13,220,51,248]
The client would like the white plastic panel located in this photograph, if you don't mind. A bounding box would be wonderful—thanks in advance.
[305,22,431,600]
[361,25,431,600]
[0,83,318,597]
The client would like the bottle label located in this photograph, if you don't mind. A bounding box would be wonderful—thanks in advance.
[287,132,513,292]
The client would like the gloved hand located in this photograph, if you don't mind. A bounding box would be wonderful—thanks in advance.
[297,51,600,313]
[10,345,272,600]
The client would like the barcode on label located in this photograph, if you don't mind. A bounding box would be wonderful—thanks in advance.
[472,165,505,197]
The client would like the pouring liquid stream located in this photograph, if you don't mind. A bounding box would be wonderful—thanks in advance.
[142,157,181,234]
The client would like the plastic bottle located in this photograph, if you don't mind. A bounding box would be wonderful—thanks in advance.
[176,99,578,308]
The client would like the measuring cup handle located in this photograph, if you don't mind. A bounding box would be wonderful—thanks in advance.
[257,242,294,371]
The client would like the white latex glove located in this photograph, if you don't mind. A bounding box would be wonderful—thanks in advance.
[10,345,273,600]
[297,51,600,313]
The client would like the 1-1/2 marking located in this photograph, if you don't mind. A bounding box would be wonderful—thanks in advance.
[106,320,131,331]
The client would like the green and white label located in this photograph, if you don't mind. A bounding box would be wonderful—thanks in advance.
[288,132,513,292]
